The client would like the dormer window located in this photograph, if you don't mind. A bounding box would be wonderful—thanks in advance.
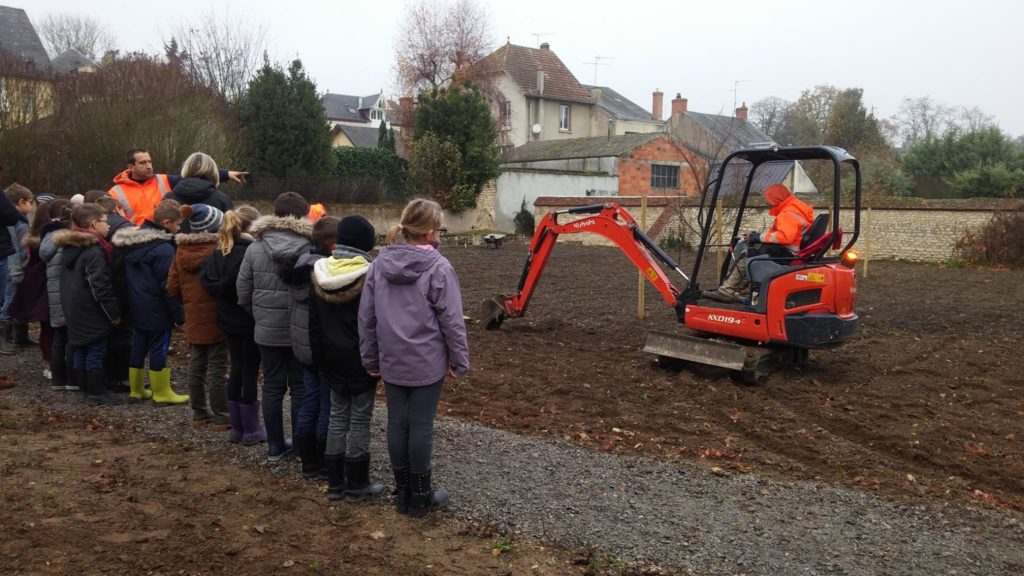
[370,109,382,121]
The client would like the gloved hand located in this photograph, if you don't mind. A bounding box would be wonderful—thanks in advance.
[748,231,761,244]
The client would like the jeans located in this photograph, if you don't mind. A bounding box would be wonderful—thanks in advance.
[325,377,377,458]
[0,259,9,323]
[295,368,331,440]
[73,338,107,371]
[188,341,228,416]
[385,380,443,474]
[129,329,171,371]
[226,333,261,404]
[259,345,304,455]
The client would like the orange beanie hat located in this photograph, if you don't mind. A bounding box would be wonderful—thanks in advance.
[307,203,327,222]
[763,183,791,206]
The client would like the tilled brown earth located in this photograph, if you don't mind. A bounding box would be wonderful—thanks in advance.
[442,241,1024,511]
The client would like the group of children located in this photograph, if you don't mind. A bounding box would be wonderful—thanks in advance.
[1,153,470,517]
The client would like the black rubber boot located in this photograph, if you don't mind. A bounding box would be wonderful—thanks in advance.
[13,322,36,347]
[408,470,448,518]
[85,371,123,406]
[325,454,345,501]
[316,437,328,481]
[393,468,411,515]
[297,434,319,479]
[70,368,86,394]
[344,455,385,503]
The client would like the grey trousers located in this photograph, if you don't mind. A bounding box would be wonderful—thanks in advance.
[385,380,443,474]
[188,341,228,416]
[325,384,377,458]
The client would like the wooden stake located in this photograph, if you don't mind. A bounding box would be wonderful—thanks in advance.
[863,207,871,277]
[638,195,647,320]
[715,195,724,278]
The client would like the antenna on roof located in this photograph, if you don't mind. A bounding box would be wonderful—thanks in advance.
[530,32,556,47]
[584,55,613,85]
[731,79,749,110]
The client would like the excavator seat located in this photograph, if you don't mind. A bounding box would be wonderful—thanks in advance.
[746,213,843,312]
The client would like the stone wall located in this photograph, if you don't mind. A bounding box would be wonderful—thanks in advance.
[532,196,1024,263]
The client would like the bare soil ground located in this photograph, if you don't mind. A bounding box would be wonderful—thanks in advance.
[0,402,628,576]
[443,240,1024,511]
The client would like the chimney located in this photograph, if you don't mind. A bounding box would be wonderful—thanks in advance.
[671,93,688,117]
[652,89,664,120]
[536,68,545,95]
[736,101,748,122]
[540,42,550,50]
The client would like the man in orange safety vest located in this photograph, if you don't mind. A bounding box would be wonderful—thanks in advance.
[108,149,248,226]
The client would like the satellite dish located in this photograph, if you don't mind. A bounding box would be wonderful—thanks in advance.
[531,123,542,134]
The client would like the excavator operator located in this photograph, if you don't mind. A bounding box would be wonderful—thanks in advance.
[702,183,813,303]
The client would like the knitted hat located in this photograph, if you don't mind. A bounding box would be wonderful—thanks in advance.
[36,193,56,204]
[274,191,310,218]
[70,194,85,205]
[336,215,375,253]
[763,183,792,206]
[181,203,224,233]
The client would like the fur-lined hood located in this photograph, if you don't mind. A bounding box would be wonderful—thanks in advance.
[251,215,313,264]
[312,252,371,304]
[250,215,313,239]
[174,232,219,246]
[112,227,174,248]
[53,229,100,248]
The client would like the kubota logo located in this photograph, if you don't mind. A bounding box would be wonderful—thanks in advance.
[707,314,742,325]
[572,219,595,230]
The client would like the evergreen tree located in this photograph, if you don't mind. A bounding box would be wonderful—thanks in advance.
[377,121,388,149]
[412,81,499,210]
[237,56,333,178]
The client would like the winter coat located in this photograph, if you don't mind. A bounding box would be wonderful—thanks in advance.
[8,230,48,323]
[55,230,120,346]
[358,243,469,387]
[278,249,327,366]
[311,246,378,395]
[109,169,231,227]
[200,234,255,336]
[763,195,815,252]
[167,232,223,345]
[237,216,312,347]
[6,214,28,282]
[111,224,184,333]
[0,192,20,258]
[166,177,234,219]
[39,221,68,327]
[107,213,133,239]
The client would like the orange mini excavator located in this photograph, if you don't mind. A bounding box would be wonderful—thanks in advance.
[482,146,862,383]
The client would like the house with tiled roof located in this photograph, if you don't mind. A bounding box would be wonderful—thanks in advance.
[475,42,595,151]
[51,48,99,75]
[0,5,54,125]
[583,84,665,136]
[322,91,400,148]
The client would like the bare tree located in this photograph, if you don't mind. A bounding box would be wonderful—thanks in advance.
[394,0,493,93]
[891,96,956,146]
[165,10,267,102]
[35,13,115,62]
[748,96,789,141]
[957,106,996,133]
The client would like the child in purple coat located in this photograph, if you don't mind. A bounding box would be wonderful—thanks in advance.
[358,198,469,517]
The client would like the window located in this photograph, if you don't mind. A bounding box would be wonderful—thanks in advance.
[370,108,382,121]
[559,104,571,131]
[651,164,680,189]
[499,101,512,129]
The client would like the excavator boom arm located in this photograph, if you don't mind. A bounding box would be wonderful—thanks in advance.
[485,203,688,328]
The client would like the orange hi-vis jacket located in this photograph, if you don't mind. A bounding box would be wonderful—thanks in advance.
[763,195,814,252]
[108,170,171,226]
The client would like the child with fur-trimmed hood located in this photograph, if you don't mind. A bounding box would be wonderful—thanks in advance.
[309,215,384,501]
[111,199,189,406]
[168,204,230,431]
[236,192,312,461]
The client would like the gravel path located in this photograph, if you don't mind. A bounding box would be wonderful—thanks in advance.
[3,367,1022,576]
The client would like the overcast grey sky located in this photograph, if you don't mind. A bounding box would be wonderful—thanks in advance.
[28,0,1024,136]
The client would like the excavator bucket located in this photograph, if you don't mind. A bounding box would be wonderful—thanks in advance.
[481,296,508,330]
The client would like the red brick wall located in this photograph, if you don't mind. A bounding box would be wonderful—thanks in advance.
[616,138,705,197]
